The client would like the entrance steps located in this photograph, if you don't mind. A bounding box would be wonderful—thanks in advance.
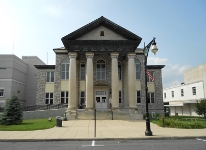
[76,109,143,120]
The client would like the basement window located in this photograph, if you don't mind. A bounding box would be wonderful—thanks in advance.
[100,31,104,36]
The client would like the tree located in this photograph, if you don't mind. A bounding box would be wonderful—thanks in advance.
[0,93,23,125]
[195,100,206,120]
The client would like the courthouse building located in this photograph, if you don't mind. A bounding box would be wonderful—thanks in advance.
[35,16,165,117]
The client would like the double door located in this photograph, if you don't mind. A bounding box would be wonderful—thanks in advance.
[95,91,107,109]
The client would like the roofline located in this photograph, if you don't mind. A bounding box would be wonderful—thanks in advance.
[147,65,165,69]
[34,65,55,69]
[61,16,142,41]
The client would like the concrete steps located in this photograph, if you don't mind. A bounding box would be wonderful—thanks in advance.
[76,109,143,120]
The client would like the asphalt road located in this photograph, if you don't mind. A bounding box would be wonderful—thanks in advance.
[0,139,205,150]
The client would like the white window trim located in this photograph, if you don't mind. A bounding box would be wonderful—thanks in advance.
[148,92,155,103]
[96,59,106,80]
[45,93,53,104]
[135,59,141,80]
[80,62,86,80]
[61,59,70,80]
[60,91,68,104]
[80,91,86,105]
[46,72,54,82]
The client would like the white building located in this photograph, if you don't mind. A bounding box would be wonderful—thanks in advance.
[163,62,206,116]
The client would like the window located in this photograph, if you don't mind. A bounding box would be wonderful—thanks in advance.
[181,89,184,96]
[80,91,86,105]
[61,59,69,80]
[147,71,154,82]
[96,60,106,80]
[135,59,140,79]
[147,93,155,103]
[45,93,53,104]
[118,62,122,80]
[46,72,54,82]
[119,91,122,103]
[100,31,104,36]
[0,89,4,97]
[192,87,196,95]
[136,91,141,103]
[164,93,166,99]
[172,91,174,98]
[80,62,86,80]
[61,91,68,104]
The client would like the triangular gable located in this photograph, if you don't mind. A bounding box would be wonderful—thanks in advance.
[61,16,142,41]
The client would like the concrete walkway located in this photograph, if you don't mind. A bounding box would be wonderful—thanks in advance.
[0,120,206,141]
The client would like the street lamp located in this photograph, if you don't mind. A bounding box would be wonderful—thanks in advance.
[143,37,158,136]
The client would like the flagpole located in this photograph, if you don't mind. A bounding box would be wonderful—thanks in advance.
[143,37,158,136]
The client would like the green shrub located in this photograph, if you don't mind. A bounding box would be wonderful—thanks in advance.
[165,112,170,117]
[0,93,23,125]
[158,117,204,129]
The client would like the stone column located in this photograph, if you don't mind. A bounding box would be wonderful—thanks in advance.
[111,52,119,109]
[85,52,94,109]
[127,53,136,109]
[68,52,77,110]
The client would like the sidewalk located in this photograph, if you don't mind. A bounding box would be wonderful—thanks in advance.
[0,120,206,141]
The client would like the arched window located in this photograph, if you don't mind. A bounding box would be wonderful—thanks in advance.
[135,59,140,80]
[61,59,69,80]
[96,60,106,80]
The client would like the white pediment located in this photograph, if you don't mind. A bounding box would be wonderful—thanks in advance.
[76,26,127,40]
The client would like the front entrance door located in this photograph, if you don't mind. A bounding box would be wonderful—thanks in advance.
[95,91,107,109]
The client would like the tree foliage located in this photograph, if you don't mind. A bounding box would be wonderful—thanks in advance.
[0,93,23,125]
[195,100,206,119]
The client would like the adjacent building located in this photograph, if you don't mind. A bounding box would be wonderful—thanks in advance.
[35,16,165,118]
[164,62,206,116]
[0,55,45,109]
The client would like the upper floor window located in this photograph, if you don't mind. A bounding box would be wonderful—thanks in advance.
[147,92,155,103]
[192,87,196,95]
[118,62,122,80]
[147,71,154,82]
[61,59,69,80]
[137,91,141,103]
[80,62,86,80]
[135,59,140,80]
[164,93,166,99]
[96,60,106,80]
[181,89,184,96]
[45,93,53,104]
[46,72,54,82]
[172,91,174,98]
[0,89,4,97]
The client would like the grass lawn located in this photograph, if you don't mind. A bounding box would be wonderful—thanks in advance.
[0,118,56,131]
[151,116,206,129]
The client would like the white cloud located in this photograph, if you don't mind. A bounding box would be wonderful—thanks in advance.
[147,57,191,89]
[148,57,168,65]
[41,5,62,17]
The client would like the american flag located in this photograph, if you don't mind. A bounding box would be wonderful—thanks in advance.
[146,70,154,82]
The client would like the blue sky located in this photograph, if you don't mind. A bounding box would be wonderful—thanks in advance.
[0,0,206,88]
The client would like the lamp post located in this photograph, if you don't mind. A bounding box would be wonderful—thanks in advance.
[144,37,158,136]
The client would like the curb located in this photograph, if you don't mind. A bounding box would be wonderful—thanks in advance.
[1,136,206,142]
